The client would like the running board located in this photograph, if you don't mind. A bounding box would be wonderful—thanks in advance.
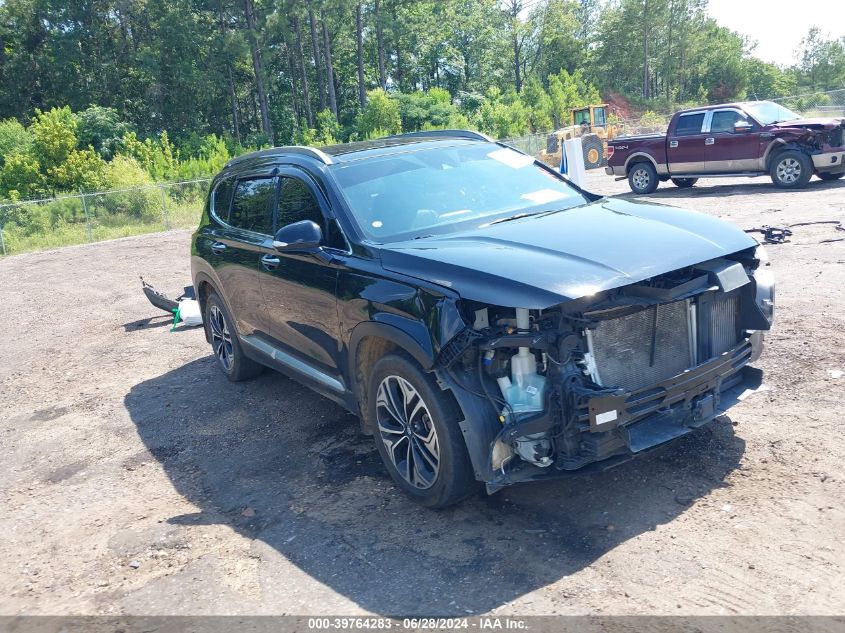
[240,335,346,393]
[668,172,762,179]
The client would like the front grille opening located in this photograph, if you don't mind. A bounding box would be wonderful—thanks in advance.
[588,292,741,392]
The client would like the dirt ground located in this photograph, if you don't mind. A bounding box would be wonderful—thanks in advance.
[1,171,844,617]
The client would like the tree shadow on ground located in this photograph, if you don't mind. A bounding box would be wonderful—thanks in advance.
[124,356,745,616]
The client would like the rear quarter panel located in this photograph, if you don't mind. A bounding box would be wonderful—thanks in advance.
[608,135,669,174]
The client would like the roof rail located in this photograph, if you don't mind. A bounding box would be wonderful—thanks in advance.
[384,129,493,142]
[225,145,333,168]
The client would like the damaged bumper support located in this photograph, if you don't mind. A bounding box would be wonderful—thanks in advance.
[485,339,759,492]
[436,250,773,495]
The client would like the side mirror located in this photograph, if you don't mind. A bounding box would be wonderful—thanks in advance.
[734,121,753,133]
[273,220,323,252]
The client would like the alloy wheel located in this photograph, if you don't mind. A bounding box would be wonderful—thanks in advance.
[209,305,233,372]
[632,168,650,190]
[776,157,802,184]
[375,375,440,489]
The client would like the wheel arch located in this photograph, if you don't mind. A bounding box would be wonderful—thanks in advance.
[193,270,223,343]
[624,152,661,175]
[764,139,806,171]
[348,321,438,432]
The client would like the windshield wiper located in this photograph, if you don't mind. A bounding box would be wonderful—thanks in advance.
[484,212,540,226]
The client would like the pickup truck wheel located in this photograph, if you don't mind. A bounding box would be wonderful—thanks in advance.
[368,353,478,508]
[818,171,845,181]
[770,150,812,189]
[628,162,659,194]
[205,292,263,382]
[671,177,698,188]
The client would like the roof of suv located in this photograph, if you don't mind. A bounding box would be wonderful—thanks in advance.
[224,130,494,169]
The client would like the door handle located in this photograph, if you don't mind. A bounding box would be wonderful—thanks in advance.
[669,140,678,148]
[261,254,281,270]
[210,241,227,254]
[705,137,715,145]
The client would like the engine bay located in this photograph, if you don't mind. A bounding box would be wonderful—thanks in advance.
[436,247,774,489]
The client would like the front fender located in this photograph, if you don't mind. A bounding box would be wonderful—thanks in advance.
[348,319,436,374]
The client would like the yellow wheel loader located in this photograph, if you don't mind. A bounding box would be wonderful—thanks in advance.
[539,104,619,170]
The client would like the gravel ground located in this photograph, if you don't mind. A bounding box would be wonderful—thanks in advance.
[1,171,844,616]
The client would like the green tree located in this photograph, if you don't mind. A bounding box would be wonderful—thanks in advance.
[30,107,78,170]
[0,119,34,166]
[357,89,401,137]
[520,77,553,132]
[48,148,107,192]
[76,106,132,160]
[0,153,42,199]
[796,27,845,90]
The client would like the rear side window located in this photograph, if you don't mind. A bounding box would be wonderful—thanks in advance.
[278,177,325,229]
[675,113,705,136]
[710,110,750,133]
[213,179,234,221]
[230,177,275,234]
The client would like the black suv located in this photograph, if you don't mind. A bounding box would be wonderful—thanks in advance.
[192,130,774,508]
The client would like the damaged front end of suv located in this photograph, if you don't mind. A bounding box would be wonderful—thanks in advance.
[433,245,774,493]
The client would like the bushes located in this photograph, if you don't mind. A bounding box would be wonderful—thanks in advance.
[49,148,107,192]
[30,107,78,170]
[395,88,467,132]
[357,89,402,138]
[100,156,161,221]
[0,153,43,199]
[0,119,33,165]
[76,106,131,160]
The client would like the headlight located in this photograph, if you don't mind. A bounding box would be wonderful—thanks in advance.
[753,246,775,324]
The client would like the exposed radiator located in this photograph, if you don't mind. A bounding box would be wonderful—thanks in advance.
[589,300,693,392]
[588,293,741,392]
[701,292,740,358]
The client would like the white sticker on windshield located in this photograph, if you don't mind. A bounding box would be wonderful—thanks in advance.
[487,148,535,169]
[521,188,567,204]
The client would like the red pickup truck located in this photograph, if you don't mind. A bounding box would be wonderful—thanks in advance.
[606,100,845,194]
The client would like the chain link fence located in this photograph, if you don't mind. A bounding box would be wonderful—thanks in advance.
[772,88,845,118]
[2,89,844,257]
[0,178,211,257]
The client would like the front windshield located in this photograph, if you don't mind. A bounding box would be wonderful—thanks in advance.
[744,101,800,125]
[330,142,587,243]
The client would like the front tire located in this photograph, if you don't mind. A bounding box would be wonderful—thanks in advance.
[368,353,478,508]
[581,135,604,170]
[628,162,659,194]
[818,171,845,181]
[205,292,263,382]
[671,177,698,188]
[770,150,812,189]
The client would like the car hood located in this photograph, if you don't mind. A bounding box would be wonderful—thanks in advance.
[772,117,845,130]
[378,198,757,308]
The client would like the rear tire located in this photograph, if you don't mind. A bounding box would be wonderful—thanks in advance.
[205,292,263,382]
[770,150,812,189]
[671,177,698,188]
[368,353,478,508]
[818,171,845,181]
[628,162,659,194]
